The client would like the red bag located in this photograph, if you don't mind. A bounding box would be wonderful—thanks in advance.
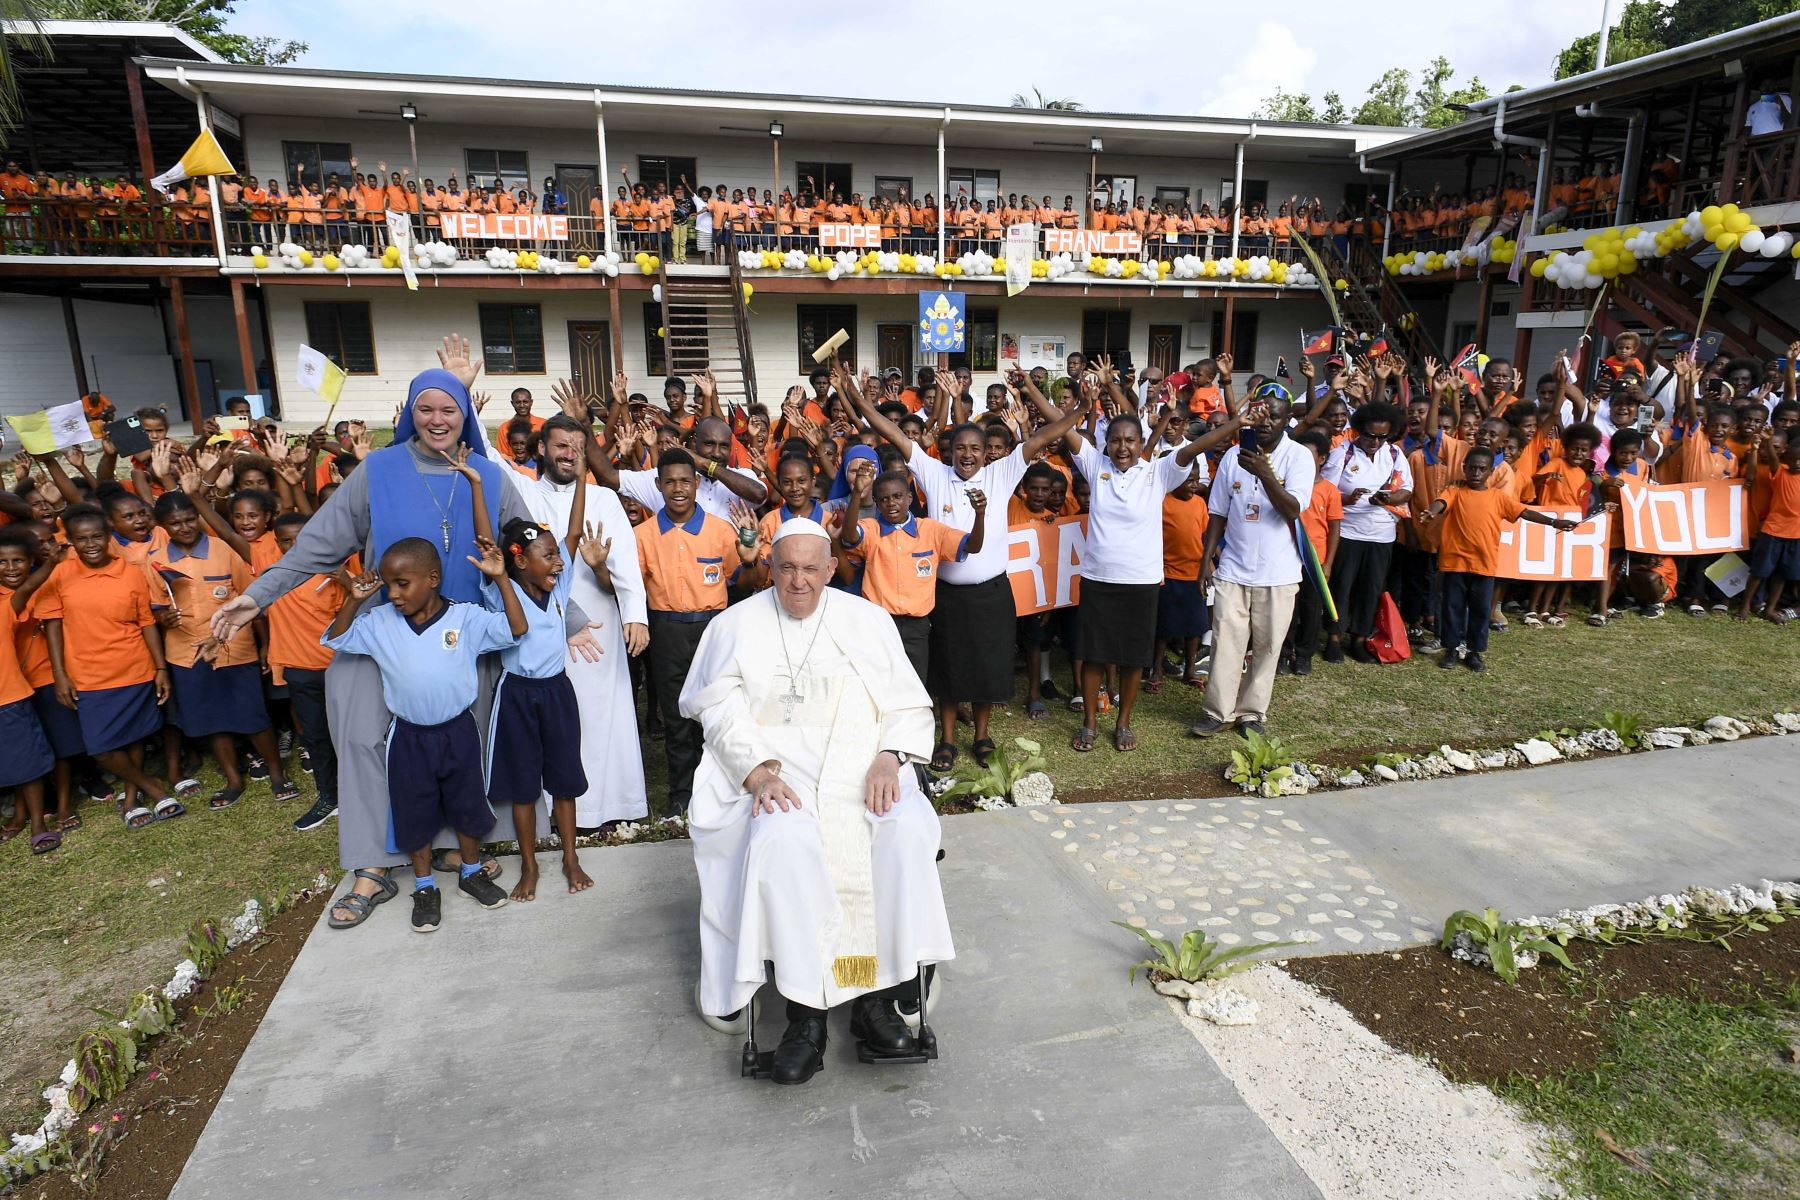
[1366,593,1411,664]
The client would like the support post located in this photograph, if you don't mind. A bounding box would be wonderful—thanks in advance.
[1229,141,1245,260]
[61,294,91,398]
[124,59,157,182]
[230,276,258,395]
[169,278,203,433]
[937,111,948,264]
[1221,294,1236,360]
[594,94,614,258]
[608,280,624,380]
[1473,270,1496,351]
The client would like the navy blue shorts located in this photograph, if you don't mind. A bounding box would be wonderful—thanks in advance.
[78,681,161,756]
[486,672,587,805]
[32,683,85,759]
[1750,533,1800,582]
[169,660,271,737]
[385,711,494,854]
[1157,578,1211,639]
[0,697,52,789]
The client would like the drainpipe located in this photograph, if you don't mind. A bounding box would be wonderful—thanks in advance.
[1494,92,1551,237]
[594,92,614,259]
[1359,152,1396,262]
[938,108,949,264]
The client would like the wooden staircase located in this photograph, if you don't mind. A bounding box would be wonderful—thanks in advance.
[655,257,759,410]
[1320,239,1441,367]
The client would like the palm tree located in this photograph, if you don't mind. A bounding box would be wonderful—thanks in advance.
[1009,87,1084,112]
[1,0,53,138]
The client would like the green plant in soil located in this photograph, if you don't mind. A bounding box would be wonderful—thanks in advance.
[1114,922,1298,984]
[937,737,1047,806]
[1500,982,1800,1200]
[1226,729,1295,788]
[1598,709,1651,749]
[1440,907,1574,986]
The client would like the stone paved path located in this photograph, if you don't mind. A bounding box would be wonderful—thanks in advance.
[1023,800,1439,954]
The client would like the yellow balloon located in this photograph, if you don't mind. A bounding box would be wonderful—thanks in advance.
[1700,205,1724,225]
[656,326,665,338]
[1715,232,1739,252]
[1530,257,1548,277]
[742,283,754,302]
[1618,256,1638,275]
[1725,212,1753,234]
[640,260,656,275]
[323,254,340,271]
[1720,202,1740,216]
[251,253,269,269]
[577,254,591,269]
[297,250,314,267]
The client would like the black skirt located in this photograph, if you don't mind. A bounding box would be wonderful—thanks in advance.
[927,574,1016,702]
[1076,579,1161,668]
[1156,578,1210,639]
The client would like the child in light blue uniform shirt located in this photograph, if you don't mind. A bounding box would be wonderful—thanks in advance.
[322,535,525,930]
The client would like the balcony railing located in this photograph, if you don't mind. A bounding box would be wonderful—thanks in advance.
[1721,128,1800,208]
[0,197,217,258]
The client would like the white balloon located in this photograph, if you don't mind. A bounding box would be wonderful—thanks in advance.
[827,266,841,280]
[604,263,619,277]
[1740,230,1766,254]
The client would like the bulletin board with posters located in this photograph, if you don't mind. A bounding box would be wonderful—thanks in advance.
[1018,334,1068,373]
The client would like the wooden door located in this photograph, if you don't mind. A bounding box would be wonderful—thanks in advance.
[567,321,611,409]
[1148,325,1181,376]
[558,164,599,253]
[877,324,913,381]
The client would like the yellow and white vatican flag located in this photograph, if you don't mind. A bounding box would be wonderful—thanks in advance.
[294,343,347,416]
[150,128,236,195]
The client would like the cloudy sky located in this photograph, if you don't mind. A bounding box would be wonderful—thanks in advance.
[249,0,1615,118]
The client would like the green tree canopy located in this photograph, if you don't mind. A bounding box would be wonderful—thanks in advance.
[1009,87,1084,111]
[1553,0,1800,79]
[1252,60,1495,129]
[40,0,306,64]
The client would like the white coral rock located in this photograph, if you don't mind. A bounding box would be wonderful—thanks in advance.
[1187,985,1259,1025]
[1703,716,1750,741]
[1516,738,1562,765]
[1010,771,1055,807]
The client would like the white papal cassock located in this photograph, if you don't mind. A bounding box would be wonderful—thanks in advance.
[523,475,649,825]
[680,589,955,1016]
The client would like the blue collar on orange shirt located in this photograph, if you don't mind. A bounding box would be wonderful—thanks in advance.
[655,507,706,536]
[164,533,210,563]
[779,501,824,524]
[877,514,918,537]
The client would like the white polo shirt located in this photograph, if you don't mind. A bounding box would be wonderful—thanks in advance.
[1072,436,1201,585]
[1322,440,1413,544]
[619,465,757,521]
[1207,438,1315,588]
[906,441,1027,585]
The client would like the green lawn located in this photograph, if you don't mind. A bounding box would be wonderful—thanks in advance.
[2,608,1796,1132]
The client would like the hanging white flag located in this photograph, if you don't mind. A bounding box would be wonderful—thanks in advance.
[1005,223,1036,297]
[386,210,420,292]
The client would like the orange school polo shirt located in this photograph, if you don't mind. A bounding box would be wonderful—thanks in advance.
[1763,464,1800,539]
[1435,485,1529,577]
[35,554,157,692]
[635,508,741,613]
[0,603,33,707]
[1298,479,1343,563]
[266,556,359,684]
[843,515,968,618]
[1161,493,1210,582]
[1,585,54,689]
[145,534,257,669]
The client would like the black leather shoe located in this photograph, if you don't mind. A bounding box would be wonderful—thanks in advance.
[850,995,917,1056]
[769,1015,827,1084]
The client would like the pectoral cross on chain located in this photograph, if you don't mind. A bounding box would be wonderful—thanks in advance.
[778,678,804,724]
[441,519,452,552]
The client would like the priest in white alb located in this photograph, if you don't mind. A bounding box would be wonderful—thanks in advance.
[680,518,954,1085]
[522,400,649,826]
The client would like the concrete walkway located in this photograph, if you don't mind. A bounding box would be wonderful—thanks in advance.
[170,815,1321,1200]
[169,736,1800,1200]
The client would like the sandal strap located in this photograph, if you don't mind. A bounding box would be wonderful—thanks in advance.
[331,891,376,916]
[351,868,398,897]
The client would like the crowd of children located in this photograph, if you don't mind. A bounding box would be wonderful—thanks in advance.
[4,324,1798,859]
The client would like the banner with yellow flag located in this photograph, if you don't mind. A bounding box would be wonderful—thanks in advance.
[4,401,92,455]
[150,128,236,195]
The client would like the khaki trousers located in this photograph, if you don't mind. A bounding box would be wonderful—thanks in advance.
[1202,580,1299,725]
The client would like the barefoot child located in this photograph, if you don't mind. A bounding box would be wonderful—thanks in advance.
[0,532,66,853]
[1420,446,1584,671]
[463,436,597,900]
[323,534,523,932]
[39,503,183,828]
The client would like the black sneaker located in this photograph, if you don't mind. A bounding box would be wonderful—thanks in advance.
[458,871,509,909]
[1039,678,1062,701]
[1322,642,1345,664]
[1464,652,1488,673]
[1188,716,1229,737]
[277,729,295,759]
[292,796,337,831]
[300,747,314,775]
[412,886,442,932]
[1439,650,1462,669]
[1290,655,1313,676]
[245,754,270,781]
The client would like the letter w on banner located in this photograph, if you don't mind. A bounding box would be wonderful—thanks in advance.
[1620,480,1750,555]
[1496,509,1609,581]
[1007,516,1087,614]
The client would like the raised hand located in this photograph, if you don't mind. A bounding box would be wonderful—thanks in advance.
[1215,352,1234,380]
[467,534,506,581]
[348,569,383,600]
[965,487,988,515]
[1094,354,1116,385]
[348,422,373,460]
[551,378,589,424]
[610,370,629,407]
[435,333,484,389]
[441,444,479,481]
[576,518,612,569]
[471,389,491,415]
[726,500,760,534]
